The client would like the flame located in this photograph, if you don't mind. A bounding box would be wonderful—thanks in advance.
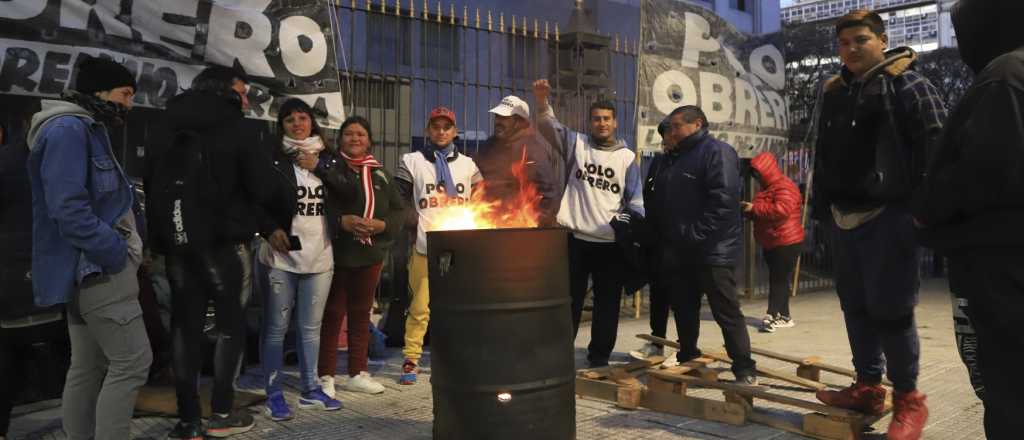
[429,145,542,231]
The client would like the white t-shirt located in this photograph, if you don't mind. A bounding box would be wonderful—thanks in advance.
[399,150,482,255]
[260,165,334,274]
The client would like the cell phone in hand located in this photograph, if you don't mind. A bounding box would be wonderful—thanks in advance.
[288,235,302,251]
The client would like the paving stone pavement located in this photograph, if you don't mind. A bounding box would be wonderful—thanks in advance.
[9,279,984,439]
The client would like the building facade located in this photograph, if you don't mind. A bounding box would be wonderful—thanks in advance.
[782,0,956,53]
[677,0,782,35]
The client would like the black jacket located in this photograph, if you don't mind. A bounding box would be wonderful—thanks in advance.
[0,143,59,320]
[813,48,946,217]
[147,91,279,247]
[476,126,564,225]
[913,0,1024,250]
[646,128,742,267]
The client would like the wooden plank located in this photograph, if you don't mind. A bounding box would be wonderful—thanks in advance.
[578,355,666,380]
[575,377,620,403]
[637,335,827,391]
[748,346,893,387]
[641,388,747,426]
[798,364,822,382]
[803,413,858,440]
[616,385,642,410]
[648,371,861,420]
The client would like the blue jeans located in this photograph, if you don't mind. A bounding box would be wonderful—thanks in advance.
[261,268,333,395]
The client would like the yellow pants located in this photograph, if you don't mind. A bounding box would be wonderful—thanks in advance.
[403,252,430,361]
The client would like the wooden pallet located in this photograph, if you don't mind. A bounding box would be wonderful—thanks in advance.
[748,346,894,387]
[637,334,828,391]
[572,336,893,440]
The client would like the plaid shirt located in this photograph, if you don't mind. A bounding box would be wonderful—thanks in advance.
[892,70,949,174]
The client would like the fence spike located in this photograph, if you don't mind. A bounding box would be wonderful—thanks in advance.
[351,0,355,9]
[499,13,504,33]
[487,10,492,31]
[409,0,414,17]
[450,3,455,24]
[534,18,539,38]
[423,0,428,20]
[475,8,480,29]
[554,22,560,42]
[463,5,468,27]
[366,0,371,11]
[395,0,400,15]
[511,15,516,35]
[544,20,549,40]
[615,33,620,52]
[436,1,442,23]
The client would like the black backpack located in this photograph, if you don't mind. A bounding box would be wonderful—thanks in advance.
[147,130,218,254]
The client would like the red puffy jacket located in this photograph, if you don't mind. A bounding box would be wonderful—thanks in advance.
[747,152,805,250]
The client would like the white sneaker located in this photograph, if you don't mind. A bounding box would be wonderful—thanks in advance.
[318,375,336,399]
[660,352,680,368]
[773,315,796,329]
[760,314,777,333]
[629,342,664,360]
[344,371,385,394]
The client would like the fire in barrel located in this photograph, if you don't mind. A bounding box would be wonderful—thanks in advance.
[425,147,575,440]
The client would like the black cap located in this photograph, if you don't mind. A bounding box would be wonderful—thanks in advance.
[73,56,136,95]
[657,117,670,137]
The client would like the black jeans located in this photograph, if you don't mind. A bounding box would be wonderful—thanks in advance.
[830,207,920,392]
[0,320,68,435]
[569,236,626,365]
[648,278,670,342]
[764,243,801,317]
[664,263,756,377]
[948,250,1024,440]
[166,243,252,422]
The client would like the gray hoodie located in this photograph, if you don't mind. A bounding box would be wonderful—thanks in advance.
[27,99,94,150]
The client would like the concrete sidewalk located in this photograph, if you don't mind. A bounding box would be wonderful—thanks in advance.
[9,279,983,439]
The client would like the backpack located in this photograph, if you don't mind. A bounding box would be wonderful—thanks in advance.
[147,130,217,254]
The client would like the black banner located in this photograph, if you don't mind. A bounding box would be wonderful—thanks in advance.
[0,0,345,126]
[638,0,787,157]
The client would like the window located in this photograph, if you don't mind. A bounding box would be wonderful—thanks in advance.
[420,15,461,71]
[367,13,412,68]
[730,0,748,12]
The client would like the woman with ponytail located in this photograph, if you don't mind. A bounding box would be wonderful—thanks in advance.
[316,116,406,396]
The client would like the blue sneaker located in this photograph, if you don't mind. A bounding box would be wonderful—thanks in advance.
[265,391,292,421]
[298,389,343,411]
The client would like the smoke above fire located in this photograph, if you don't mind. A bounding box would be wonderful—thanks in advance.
[428,145,542,231]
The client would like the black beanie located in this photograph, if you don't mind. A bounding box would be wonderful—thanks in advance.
[73,56,136,95]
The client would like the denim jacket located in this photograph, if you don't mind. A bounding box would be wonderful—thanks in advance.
[27,99,133,307]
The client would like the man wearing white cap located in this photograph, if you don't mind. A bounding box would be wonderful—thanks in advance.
[477,95,563,225]
[532,79,645,368]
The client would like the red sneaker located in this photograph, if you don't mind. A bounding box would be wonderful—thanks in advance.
[399,359,418,385]
[888,390,928,440]
[815,381,887,416]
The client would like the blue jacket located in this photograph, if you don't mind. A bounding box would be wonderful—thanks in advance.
[645,128,742,267]
[27,99,133,307]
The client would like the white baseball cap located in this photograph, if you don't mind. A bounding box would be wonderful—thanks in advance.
[489,95,530,120]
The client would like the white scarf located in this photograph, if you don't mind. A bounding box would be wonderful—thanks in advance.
[281,135,325,156]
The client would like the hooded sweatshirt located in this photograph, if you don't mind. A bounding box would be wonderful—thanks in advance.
[476,125,564,225]
[913,0,1024,250]
[535,102,644,243]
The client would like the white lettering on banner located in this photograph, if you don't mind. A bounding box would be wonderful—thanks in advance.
[750,45,786,91]
[652,69,697,115]
[734,78,759,127]
[279,15,328,77]
[60,0,133,39]
[0,0,46,20]
[681,12,720,69]
[132,0,200,58]
[699,71,733,124]
[205,0,274,77]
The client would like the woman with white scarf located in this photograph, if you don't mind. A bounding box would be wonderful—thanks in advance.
[259,98,342,420]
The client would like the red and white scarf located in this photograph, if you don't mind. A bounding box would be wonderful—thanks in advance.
[340,151,383,245]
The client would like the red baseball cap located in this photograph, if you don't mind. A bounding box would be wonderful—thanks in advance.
[429,106,457,125]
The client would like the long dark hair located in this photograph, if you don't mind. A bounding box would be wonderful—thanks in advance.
[338,115,375,148]
[276,98,323,141]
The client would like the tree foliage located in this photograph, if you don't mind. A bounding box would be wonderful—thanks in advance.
[783,21,838,145]
[915,47,973,109]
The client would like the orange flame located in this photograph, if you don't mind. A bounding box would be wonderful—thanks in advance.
[429,145,542,231]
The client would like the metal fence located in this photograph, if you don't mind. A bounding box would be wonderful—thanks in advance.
[329,0,638,174]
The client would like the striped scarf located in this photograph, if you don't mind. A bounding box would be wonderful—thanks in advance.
[340,151,383,245]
